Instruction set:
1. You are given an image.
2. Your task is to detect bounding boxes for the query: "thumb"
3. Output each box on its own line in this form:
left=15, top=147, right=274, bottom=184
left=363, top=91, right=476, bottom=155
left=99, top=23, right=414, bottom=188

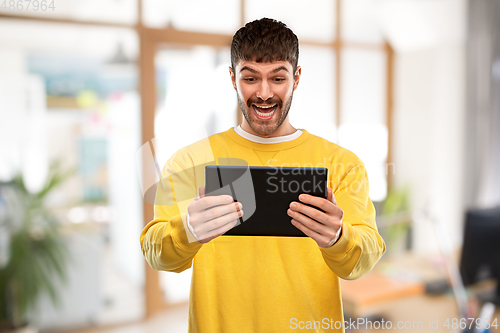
left=195, top=186, right=206, bottom=200
left=328, top=187, right=337, bottom=205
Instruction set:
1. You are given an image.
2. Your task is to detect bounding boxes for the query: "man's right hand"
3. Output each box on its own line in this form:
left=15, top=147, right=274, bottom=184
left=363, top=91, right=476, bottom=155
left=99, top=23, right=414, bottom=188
left=187, top=186, right=244, bottom=243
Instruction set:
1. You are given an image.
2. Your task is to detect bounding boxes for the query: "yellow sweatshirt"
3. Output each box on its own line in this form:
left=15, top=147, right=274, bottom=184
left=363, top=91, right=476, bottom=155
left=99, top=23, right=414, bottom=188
left=140, top=128, right=386, bottom=333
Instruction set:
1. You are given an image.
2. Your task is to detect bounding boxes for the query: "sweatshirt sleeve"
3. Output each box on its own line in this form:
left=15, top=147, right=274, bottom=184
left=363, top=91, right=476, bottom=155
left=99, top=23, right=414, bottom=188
left=140, top=158, right=203, bottom=273
left=320, top=162, right=386, bottom=280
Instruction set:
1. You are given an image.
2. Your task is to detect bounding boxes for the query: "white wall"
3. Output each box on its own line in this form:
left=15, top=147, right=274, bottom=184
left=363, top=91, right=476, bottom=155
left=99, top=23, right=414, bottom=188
left=390, top=0, right=467, bottom=253
left=0, top=48, right=27, bottom=181
left=108, top=92, right=145, bottom=288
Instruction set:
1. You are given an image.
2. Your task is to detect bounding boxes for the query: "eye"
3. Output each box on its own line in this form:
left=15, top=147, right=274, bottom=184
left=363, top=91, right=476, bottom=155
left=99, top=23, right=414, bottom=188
left=244, top=77, right=256, bottom=82
left=274, top=78, right=285, bottom=82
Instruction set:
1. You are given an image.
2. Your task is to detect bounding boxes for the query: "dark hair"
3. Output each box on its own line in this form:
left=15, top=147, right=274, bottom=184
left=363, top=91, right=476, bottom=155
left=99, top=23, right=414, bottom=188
left=231, top=18, right=299, bottom=72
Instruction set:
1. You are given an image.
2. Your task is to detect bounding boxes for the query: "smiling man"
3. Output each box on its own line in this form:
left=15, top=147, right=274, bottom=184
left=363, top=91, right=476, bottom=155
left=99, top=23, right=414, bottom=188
left=232, top=60, right=298, bottom=137
left=140, top=18, right=386, bottom=333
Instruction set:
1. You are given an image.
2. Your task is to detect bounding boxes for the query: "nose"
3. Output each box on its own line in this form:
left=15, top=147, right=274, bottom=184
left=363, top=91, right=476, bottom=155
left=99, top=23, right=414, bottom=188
left=256, top=81, right=274, bottom=101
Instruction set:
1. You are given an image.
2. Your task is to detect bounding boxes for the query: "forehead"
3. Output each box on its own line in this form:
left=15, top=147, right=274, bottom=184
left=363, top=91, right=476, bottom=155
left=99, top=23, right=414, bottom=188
left=236, top=60, right=293, bottom=74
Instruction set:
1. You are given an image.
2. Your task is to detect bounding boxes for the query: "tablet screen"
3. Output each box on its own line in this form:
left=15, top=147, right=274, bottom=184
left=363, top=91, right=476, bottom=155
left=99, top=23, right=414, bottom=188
left=205, top=166, right=328, bottom=237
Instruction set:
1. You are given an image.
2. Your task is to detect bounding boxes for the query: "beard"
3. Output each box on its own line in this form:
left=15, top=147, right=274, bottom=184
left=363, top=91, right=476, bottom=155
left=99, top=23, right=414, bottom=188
left=236, top=91, right=294, bottom=137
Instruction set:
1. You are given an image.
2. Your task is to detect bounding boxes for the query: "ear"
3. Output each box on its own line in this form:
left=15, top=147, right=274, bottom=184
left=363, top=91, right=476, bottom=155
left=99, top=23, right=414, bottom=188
left=293, top=65, right=301, bottom=91
left=229, top=66, right=237, bottom=91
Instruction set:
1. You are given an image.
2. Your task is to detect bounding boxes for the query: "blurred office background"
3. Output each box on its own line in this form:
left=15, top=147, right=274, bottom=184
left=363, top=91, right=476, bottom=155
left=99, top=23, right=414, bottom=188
left=0, top=0, right=499, bottom=332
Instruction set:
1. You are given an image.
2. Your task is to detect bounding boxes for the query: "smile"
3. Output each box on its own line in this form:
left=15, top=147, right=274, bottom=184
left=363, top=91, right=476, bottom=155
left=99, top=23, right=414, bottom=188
left=252, top=104, right=277, bottom=118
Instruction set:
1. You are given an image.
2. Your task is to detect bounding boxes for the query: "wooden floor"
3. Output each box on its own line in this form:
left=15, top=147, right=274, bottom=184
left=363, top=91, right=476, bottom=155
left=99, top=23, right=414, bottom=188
left=49, top=295, right=500, bottom=333
left=47, top=250, right=499, bottom=333
left=51, top=304, right=189, bottom=333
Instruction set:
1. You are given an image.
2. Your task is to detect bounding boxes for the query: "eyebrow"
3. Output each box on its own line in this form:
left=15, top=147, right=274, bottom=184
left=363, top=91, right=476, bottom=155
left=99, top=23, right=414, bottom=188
left=240, top=66, right=290, bottom=74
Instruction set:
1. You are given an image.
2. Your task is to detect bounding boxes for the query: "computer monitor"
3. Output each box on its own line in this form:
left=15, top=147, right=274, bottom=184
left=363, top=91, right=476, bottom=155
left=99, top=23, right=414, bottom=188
left=459, top=207, right=500, bottom=304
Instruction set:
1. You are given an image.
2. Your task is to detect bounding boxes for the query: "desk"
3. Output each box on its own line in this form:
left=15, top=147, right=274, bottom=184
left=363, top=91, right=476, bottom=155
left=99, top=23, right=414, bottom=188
left=340, top=252, right=500, bottom=333
left=341, top=252, right=446, bottom=318
left=341, top=271, right=425, bottom=318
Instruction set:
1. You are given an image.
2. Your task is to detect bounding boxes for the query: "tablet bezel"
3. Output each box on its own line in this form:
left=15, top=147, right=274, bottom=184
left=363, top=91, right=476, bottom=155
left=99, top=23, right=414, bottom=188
left=205, top=165, right=328, bottom=237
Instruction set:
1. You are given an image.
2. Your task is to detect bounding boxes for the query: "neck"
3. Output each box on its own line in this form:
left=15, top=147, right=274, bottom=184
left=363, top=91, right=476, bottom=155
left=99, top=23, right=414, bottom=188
left=240, top=122, right=297, bottom=138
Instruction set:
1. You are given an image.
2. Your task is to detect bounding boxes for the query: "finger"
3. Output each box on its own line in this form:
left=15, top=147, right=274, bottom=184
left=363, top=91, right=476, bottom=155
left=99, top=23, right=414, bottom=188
left=288, top=207, right=333, bottom=235
left=190, top=198, right=239, bottom=220
left=291, top=200, right=343, bottom=226
left=200, top=219, right=239, bottom=242
left=291, top=219, right=339, bottom=248
left=195, top=208, right=243, bottom=236
left=290, top=218, right=323, bottom=240
left=296, top=194, right=338, bottom=216
left=202, top=202, right=242, bottom=224
left=327, top=187, right=335, bottom=205
left=288, top=202, right=329, bottom=226
left=193, top=195, right=234, bottom=213
left=198, top=216, right=241, bottom=240
left=331, top=189, right=337, bottom=205
left=194, top=186, right=204, bottom=201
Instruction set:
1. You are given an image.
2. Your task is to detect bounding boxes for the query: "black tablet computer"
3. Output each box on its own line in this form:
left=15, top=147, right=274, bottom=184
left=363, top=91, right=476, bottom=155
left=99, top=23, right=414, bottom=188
left=205, top=165, right=328, bottom=237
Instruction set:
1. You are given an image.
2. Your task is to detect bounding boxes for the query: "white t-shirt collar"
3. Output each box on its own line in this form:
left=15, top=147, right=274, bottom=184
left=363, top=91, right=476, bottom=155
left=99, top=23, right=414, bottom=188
left=234, top=125, right=303, bottom=144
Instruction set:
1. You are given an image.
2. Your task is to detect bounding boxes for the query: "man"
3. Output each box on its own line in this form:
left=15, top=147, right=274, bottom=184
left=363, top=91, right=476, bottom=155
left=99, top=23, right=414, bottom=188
left=140, top=18, right=386, bottom=332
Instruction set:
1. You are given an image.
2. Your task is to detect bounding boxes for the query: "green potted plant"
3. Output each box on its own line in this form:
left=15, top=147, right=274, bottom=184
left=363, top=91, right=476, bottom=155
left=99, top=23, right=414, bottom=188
left=379, top=185, right=412, bottom=255
left=0, top=161, right=74, bottom=333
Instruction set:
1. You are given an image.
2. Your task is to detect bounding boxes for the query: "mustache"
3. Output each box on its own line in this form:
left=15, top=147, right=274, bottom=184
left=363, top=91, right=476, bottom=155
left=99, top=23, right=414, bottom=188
left=246, top=97, right=283, bottom=108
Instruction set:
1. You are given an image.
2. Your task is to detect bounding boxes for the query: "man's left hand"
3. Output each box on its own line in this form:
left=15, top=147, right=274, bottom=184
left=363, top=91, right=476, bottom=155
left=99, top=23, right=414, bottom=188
left=287, top=187, right=343, bottom=248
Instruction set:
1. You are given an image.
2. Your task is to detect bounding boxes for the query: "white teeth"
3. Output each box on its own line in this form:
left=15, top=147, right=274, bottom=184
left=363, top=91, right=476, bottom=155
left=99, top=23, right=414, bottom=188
left=256, top=109, right=275, bottom=117
left=253, top=105, right=276, bottom=117
left=254, top=104, right=275, bottom=109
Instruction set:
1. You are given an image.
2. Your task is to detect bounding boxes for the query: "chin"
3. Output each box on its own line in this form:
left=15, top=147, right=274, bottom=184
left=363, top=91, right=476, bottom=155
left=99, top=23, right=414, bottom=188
left=250, top=123, right=280, bottom=137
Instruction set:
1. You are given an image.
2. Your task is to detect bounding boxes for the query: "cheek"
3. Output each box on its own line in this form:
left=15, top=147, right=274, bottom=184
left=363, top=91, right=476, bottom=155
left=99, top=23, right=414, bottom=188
left=277, top=85, right=294, bottom=100
left=238, top=85, right=254, bottom=101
